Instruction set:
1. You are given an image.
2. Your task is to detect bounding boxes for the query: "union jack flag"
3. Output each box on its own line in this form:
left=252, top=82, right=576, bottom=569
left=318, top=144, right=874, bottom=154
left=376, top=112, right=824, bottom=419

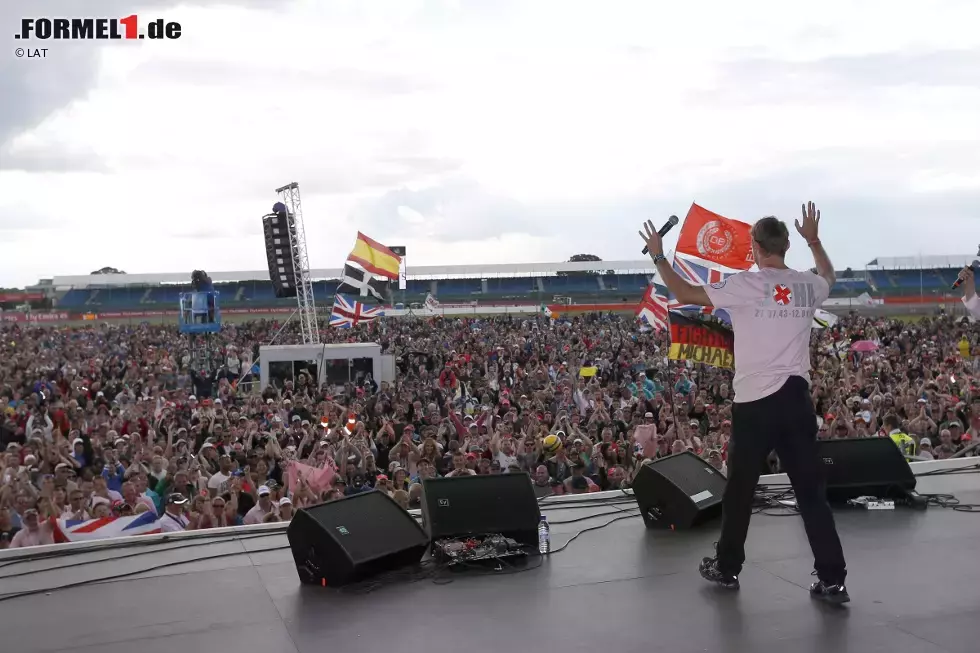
left=329, top=294, right=384, bottom=328
left=668, top=254, right=736, bottom=324
left=636, top=284, right=668, bottom=331
left=52, top=511, right=162, bottom=543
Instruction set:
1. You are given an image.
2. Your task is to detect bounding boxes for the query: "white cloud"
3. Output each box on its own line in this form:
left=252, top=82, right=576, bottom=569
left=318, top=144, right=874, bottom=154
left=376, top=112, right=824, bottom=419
left=2, top=0, right=980, bottom=286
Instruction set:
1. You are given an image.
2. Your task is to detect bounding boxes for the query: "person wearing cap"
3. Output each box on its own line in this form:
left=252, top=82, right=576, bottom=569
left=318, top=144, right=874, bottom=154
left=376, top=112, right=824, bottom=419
left=641, top=202, right=849, bottom=602
left=160, top=493, right=191, bottom=532
left=278, top=496, right=294, bottom=522
left=71, top=436, right=90, bottom=467
left=243, top=485, right=279, bottom=525
left=917, top=437, right=934, bottom=460
left=956, top=265, right=980, bottom=318
left=53, top=462, right=78, bottom=493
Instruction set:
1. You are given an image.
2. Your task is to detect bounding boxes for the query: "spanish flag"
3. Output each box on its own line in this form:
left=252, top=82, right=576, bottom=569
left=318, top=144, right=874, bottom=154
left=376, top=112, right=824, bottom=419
left=668, top=312, right=735, bottom=370
left=347, top=232, right=402, bottom=280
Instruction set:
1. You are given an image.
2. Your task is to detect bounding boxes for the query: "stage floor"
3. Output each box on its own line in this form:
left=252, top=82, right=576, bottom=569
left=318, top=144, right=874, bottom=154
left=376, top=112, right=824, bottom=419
left=3, top=470, right=980, bottom=653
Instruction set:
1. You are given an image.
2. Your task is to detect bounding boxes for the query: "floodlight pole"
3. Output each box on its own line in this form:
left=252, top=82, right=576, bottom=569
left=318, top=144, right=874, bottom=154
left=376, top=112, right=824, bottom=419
left=275, top=182, right=319, bottom=345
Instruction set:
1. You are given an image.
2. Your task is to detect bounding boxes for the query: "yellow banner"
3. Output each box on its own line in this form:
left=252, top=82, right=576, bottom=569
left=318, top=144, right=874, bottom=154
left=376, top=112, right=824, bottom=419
left=668, top=343, right=734, bottom=370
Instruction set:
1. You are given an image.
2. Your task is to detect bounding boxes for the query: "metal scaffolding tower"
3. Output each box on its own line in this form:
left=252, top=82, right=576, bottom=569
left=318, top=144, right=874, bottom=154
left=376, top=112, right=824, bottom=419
left=275, top=182, right=320, bottom=344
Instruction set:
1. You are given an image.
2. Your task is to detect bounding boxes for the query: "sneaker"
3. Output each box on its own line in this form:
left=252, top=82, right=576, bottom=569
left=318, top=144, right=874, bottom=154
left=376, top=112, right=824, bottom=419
left=699, top=557, right=740, bottom=590
left=809, top=579, right=850, bottom=604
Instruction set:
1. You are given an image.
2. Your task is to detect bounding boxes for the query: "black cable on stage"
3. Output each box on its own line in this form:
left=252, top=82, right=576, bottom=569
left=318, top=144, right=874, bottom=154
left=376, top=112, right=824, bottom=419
left=913, top=462, right=980, bottom=478
left=539, top=498, right=639, bottom=512
left=0, top=531, right=281, bottom=580
left=550, top=513, right=640, bottom=553
left=539, top=493, right=638, bottom=507
left=0, top=543, right=292, bottom=604
left=917, top=493, right=980, bottom=512
left=547, top=507, right=640, bottom=525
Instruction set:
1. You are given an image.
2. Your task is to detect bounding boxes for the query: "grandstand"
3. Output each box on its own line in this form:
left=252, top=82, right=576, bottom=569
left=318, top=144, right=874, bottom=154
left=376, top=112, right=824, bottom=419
left=45, top=261, right=660, bottom=311
left=4, top=253, right=975, bottom=316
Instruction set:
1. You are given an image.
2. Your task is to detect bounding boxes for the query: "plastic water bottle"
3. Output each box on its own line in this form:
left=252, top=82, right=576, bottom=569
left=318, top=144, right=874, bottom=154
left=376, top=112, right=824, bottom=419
left=538, top=516, right=551, bottom=555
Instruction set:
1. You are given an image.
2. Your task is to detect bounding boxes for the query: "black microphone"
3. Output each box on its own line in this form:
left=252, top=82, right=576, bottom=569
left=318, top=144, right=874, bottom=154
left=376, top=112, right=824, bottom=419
left=951, top=259, right=980, bottom=290
left=641, top=215, right=680, bottom=255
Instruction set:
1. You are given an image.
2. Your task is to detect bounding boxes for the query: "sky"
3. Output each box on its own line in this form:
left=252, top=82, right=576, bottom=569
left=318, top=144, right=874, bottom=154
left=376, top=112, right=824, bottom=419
left=2, top=0, right=980, bottom=287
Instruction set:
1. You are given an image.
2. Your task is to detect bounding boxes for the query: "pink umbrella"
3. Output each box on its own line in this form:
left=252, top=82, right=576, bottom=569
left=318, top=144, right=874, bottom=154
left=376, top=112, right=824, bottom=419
left=850, top=340, right=879, bottom=353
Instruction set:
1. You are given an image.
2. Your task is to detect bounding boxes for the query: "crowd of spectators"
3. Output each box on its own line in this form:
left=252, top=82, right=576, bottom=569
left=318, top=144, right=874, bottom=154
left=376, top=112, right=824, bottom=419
left=1, top=310, right=978, bottom=549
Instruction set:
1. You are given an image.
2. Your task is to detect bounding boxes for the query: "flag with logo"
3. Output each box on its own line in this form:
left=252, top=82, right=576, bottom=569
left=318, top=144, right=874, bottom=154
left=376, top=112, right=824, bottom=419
left=636, top=284, right=668, bottom=331
left=667, top=312, right=734, bottom=370
left=347, top=232, right=402, bottom=280
left=675, top=203, right=754, bottom=271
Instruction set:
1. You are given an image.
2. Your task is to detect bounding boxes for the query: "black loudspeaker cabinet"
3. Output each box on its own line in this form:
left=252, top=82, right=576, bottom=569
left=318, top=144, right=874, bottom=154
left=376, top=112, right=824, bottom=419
left=421, top=473, right=541, bottom=547
left=817, top=437, right=916, bottom=502
left=262, top=211, right=297, bottom=298
left=631, top=451, right=727, bottom=530
left=286, top=490, right=428, bottom=587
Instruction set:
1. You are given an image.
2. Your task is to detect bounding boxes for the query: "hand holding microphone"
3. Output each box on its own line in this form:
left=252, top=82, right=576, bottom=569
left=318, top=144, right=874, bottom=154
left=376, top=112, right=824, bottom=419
left=953, top=264, right=977, bottom=294
left=951, top=244, right=979, bottom=291
left=640, top=215, right=680, bottom=256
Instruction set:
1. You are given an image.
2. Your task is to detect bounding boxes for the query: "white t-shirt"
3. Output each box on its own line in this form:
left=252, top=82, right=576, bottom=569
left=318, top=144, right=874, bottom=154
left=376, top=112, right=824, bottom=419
left=243, top=501, right=279, bottom=525
left=704, top=268, right=830, bottom=403
left=963, top=293, right=980, bottom=319
left=208, top=472, right=231, bottom=494
left=495, top=451, right=519, bottom=469
left=160, top=511, right=189, bottom=532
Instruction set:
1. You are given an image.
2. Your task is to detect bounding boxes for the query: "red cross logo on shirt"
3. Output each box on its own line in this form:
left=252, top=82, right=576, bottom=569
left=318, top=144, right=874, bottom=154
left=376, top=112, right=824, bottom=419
left=773, top=284, right=793, bottom=306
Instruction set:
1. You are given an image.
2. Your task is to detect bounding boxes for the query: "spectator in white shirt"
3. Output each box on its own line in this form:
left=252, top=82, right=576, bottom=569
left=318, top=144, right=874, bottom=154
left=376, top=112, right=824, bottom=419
left=160, top=494, right=191, bottom=532
left=207, top=453, right=233, bottom=497
left=25, top=409, right=54, bottom=442
left=243, top=485, right=279, bottom=524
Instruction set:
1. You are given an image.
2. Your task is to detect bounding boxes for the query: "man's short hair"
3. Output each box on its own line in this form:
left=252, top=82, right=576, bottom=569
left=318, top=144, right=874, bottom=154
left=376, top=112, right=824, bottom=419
left=752, top=216, right=790, bottom=257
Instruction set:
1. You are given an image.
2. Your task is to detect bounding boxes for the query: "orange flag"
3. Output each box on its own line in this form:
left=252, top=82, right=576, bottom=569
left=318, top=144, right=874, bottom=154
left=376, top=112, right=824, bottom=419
left=675, top=203, right=755, bottom=270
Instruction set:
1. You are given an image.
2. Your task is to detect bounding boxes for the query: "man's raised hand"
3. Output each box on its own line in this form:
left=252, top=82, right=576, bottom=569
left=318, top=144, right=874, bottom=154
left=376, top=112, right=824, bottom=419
left=795, top=201, right=821, bottom=243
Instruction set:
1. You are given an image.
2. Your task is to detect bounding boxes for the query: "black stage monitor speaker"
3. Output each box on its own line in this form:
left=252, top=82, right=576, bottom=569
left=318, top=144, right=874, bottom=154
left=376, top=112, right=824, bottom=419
left=817, top=437, right=916, bottom=502
left=632, top=451, right=727, bottom=530
left=421, top=473, right=541, bottom=547
left=286, top=490, right=428, bottom=587
left=262, top=210, right=297, bottom=298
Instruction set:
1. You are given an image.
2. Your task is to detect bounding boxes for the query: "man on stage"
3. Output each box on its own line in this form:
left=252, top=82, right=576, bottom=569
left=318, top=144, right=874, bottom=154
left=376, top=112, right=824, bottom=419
left=640, top=202, right=849, bottom=604
left=957, top=265, right=980, bottom=318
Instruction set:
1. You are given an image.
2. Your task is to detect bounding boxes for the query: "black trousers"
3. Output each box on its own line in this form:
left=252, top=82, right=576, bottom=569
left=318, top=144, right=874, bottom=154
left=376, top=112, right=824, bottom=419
left=716, top=376, right=847, bottom=584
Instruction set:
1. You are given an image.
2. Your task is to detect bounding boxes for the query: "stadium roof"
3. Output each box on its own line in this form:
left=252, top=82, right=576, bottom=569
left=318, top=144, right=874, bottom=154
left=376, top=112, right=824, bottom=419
left=50, top=260, right=657, bottom=288
left=866, top=254, right=979, bottom=269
